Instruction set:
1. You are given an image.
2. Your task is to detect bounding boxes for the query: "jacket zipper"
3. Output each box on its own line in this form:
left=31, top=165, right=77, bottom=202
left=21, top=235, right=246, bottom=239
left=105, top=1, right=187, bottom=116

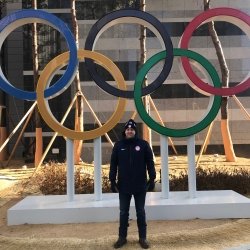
left=129, top=145, right=132, bottom=167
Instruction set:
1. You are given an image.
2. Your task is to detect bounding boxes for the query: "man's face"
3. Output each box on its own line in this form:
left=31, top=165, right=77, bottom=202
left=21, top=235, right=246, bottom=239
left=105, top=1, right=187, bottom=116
left=125, top=127, right=136, bottom=139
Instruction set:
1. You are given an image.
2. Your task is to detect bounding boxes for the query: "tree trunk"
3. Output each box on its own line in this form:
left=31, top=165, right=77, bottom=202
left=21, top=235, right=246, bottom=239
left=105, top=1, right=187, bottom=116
left=139, top=0, right=152, bottom=146
left=71, top=0, right=84, bottom=164
left=0, top=91, right=8, bottom=161
left=32, top=0, right=43, bottom=167
left=204, top=0, right=236, bottom=161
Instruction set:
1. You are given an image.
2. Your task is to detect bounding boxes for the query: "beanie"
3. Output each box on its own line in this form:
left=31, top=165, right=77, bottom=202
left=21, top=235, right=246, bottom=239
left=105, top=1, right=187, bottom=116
left=124, top=119, right=137, bottom=130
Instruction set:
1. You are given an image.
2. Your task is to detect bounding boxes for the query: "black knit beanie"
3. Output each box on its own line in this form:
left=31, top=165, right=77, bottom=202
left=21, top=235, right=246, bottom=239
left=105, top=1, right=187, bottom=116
left=124, top=119, right=137, bottom=130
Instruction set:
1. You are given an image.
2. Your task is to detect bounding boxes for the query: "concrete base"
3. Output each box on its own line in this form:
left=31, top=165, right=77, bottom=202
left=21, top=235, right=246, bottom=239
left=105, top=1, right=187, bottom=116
left=8, top=190, right=250, bottom=225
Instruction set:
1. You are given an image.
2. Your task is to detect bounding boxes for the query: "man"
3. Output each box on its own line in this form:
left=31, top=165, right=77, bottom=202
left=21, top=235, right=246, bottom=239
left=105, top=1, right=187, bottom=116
left=109, top=119, right=156, bottom=249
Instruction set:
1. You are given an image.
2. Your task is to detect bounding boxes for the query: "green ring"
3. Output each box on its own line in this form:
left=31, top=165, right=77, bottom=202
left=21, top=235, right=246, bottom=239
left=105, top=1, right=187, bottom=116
left=134, top=48, right=222, bottom=137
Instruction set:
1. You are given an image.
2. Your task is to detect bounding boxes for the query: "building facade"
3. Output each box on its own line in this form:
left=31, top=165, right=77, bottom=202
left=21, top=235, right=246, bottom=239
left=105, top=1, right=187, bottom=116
left=1, top=0, right=250, bottom=163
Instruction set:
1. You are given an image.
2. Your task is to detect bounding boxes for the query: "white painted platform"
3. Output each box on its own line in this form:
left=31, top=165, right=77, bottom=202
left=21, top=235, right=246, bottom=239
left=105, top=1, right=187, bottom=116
left=7, top=190, right=250, bottom=225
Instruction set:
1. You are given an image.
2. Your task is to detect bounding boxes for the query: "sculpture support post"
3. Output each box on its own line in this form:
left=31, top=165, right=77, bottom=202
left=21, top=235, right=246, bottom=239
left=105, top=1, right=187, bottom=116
left=187, top=135, right=196, bottom=198
left=160, top=135, right=169, bottom=198
left=66, top=138, right=75, bottom=202
left=94, top=136, right=102, bottom=201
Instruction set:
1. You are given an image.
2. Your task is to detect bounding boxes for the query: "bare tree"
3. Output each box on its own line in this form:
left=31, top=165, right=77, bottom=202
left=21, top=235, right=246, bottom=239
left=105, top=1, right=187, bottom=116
left=138, top=0, right=152, bottom=146
left=31, top=0, right=43, bottom=167
left=204, top=0, right=236, bottom=161
left=71, top=0, right=84, bottom=164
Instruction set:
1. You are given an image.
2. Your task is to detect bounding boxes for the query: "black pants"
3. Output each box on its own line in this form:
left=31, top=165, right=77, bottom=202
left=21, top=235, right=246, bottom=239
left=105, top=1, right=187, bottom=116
left=118, top=192, right=147, bottom=239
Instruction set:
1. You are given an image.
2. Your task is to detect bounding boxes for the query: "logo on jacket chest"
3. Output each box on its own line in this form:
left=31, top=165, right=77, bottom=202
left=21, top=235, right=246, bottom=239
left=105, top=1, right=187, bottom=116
left=120, top=146, right=141, bottom=151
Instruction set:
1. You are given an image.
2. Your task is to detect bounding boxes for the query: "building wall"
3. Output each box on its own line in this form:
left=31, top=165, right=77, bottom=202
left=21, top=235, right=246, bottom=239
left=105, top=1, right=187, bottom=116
left=2, top=0, right=250, bottom=163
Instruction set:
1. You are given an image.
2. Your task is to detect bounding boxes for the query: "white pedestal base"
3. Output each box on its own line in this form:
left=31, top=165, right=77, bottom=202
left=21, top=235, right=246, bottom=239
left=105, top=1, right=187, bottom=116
left=8, top=190, right=250, bottom=225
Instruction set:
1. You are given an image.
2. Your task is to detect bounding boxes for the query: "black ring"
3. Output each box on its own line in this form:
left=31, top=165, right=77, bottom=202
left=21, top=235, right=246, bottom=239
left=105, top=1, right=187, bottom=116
left=84, top=9, right=174, bottom=98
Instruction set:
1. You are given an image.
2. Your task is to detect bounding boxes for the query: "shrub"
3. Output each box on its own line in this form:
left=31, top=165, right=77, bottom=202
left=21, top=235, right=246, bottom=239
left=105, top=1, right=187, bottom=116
left=169, top=167, right=250, bottom=195
left=35, top=162, right=110, bottom=195
left=35, top=163, right=250, bottom=196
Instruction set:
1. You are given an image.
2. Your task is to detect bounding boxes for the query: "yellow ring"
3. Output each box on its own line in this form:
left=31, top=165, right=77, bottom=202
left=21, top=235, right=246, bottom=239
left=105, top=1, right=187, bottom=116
left=37, top=49, right=126, bottom=140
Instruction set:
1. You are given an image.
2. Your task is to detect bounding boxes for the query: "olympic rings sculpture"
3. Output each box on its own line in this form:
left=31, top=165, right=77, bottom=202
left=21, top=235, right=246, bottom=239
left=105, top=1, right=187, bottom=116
left=0, top=7, right=249, bottom=139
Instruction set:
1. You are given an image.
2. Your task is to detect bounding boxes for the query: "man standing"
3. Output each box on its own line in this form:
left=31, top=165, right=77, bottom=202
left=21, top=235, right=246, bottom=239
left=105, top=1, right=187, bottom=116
left=109, top=119, right=156, bottom=249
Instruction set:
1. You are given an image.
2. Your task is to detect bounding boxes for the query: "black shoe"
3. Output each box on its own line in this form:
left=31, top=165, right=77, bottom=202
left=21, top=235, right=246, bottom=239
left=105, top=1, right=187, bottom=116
left=114, top=237, right=127, bottom=248
left=139, top=238, right=150, bottom=249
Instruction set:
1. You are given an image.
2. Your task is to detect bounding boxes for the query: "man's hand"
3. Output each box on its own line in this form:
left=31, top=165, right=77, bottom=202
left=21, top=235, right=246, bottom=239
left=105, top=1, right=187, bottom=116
left=111, top=181, right=119, bottom=193
left=146, top=179, right=155, bottom=191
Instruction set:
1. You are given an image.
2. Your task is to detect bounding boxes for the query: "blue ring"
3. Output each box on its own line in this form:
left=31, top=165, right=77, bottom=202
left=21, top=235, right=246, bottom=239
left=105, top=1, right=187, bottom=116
left=0, top=9, right=78, bottom=100
left=85, top=9, right=174, bottom=98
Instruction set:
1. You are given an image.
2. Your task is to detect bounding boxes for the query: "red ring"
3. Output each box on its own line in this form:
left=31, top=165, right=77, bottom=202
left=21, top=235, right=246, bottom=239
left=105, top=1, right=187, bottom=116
left=179, top=7, right=250, bottom=96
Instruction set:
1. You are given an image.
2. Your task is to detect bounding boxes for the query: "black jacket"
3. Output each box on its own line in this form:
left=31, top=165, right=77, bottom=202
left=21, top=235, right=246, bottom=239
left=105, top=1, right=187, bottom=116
left=109, top=136, right=156, bottom=194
